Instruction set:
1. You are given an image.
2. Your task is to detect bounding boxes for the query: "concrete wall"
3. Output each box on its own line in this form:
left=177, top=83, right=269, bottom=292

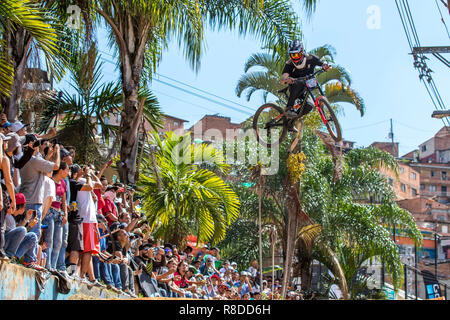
left=0, top=261, right=126, bottom=300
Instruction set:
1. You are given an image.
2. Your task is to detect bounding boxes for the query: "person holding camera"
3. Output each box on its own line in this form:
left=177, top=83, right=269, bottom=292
left=18, top=137, right=60, bottom=238
left=4, top=193, right=42, bottom=270
left=76, top=166, right=102, bottom=285
left=41, top=161, right=69, bottom=273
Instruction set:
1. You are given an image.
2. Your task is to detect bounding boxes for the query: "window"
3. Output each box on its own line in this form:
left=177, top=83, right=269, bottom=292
left=173, top=121, right=179, bottom=127
left=388, top=178, right=394, bottom=186
left=411, top=172, right=416, bottom=180
left=441, top=186, right=447, bottom=195
left=441, top=171, right=447, bottom=180
left=412, top=188, right=417, bottom=197
left=421, top=145, right=427, bottom=152
left=400, top=167, right=405, bottom=174
left=401, top=183, right=406, bottom=192
left=420, top=184, right=425, bottom=190
left=431, top=171, right=436, bottom=178
left=425, top=203, right=432, bottom=209
left=443, top=226, right=448, bottom=234
left=429, top=185, right=437, bottom=192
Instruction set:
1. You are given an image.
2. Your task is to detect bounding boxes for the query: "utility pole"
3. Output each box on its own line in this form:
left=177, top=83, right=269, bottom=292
left=389, top=119, right=397, bottom=243
left=435, top=229, right=438, bottom=278
left=415, top=244, right=418, bottom=300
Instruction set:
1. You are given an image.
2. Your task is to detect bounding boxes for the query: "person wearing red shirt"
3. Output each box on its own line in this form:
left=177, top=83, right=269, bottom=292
left=102, top=185, right=119, bottom=226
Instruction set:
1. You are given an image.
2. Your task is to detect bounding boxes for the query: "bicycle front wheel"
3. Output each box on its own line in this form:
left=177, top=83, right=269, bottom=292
left=317, top=97, right=342, bottom=142
left=253, top=103, right=287, bottom=148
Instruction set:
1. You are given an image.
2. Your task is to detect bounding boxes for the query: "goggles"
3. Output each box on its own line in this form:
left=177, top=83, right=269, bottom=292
left=290, top=52, right=304, bottom=60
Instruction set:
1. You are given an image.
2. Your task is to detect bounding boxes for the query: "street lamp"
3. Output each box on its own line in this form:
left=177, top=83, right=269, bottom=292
left=431, top=110, right=450, bottom=119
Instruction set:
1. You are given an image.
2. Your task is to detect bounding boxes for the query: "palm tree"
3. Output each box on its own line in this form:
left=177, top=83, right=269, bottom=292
left=0, top=0, right=69, bottom=120
left=138, top=131, right=240, bottom=247
left=38, top=42, right=161, bottom=166
left=233, top=129, right=422, bottom=298
left=294, top=129, right=423, bottom=295
left=236, top=45, right=365, bottom=119
left=92, top=0, right=302, bottom=185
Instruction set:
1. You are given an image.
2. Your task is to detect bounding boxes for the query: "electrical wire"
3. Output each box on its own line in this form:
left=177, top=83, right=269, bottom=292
left=151, top=88, right=219, bottom=115
left=152, top=77, right=253, bottom=116
left=98, top=48, right=257, bottom=113
left=432, top=52, right=450, bottom=68
left=395, top=0, right=450, bottom=131
left=394, top=120, right=437, bottom=133
left=97, top=54, right=254, bottom=117
left=345, top=119, right=389, bottom=132
left=435, top=0, right=450, bottom=39
left=154, top=73, right=256, bottom=112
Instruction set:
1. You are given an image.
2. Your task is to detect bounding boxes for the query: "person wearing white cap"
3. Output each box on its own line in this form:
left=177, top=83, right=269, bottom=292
left=9, top=121, right=29, bottom=136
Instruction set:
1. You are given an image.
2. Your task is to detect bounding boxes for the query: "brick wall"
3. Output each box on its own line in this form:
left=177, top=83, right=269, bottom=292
left=380, top=162, right=420, bottom=200
left=189, top=115, right=242, bottom=142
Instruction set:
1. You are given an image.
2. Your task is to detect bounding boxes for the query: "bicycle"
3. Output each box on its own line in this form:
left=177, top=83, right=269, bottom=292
left=253, top=69, right=342, bottom=148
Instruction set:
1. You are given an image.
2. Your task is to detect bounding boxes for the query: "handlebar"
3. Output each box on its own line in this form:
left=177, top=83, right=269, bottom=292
left=293, top=69, right=326, bottom=84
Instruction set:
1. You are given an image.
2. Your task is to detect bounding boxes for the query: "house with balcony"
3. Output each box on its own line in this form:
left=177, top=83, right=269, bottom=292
left=410, top=162, right=450, bottom=204
left=418, top=127, right=450, bottom=163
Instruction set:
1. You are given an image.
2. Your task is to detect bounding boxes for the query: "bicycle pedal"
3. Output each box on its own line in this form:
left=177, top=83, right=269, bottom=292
left=284, top=110, right=298, bottom=119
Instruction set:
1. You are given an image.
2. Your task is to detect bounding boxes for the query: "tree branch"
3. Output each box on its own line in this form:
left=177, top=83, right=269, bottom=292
left=96, top=7, right=127, bottom=55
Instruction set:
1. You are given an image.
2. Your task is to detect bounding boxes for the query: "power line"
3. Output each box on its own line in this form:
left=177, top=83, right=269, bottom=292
left=435, top=0, right=450, bottom=39
left=345, top=119, right=389, bottom=132
left=97, top=52, right=255, bottom=117
left=152, top=77, right=253, bottom=116
left=154, top=73, right=256, bottom=112
left=394, top=120, right=438, bottom=133
left=395, top=0, right=450, bottom=131
left=151, top=88, right=218, bottom=115
left=98, top=48, right=256, bottom=112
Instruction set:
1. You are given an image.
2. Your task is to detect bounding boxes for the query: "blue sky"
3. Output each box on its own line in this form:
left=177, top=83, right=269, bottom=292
left=56, top=0, right=450, bottom=157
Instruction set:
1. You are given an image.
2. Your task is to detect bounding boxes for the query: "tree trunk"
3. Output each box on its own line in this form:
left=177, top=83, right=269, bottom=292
left=1, top=27, right=32, bottom=121
left=98, top=9, right=149, bottom=185
left=300, top=258, right=313, bottom=290
left=258, top=176, right=265, bottom=294
left=281, top=185, right=300, bottom=299
left=119, top=83, right=144, bottom=185
left=117, top=47, right=146, bottom=185
left=323, top=245, right=349, bottom=300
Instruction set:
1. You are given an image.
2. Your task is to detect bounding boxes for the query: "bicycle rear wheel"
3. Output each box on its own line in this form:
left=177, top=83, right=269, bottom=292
left=317, top=97, right=342, bottom=142
left=253, top=103, right=287, bottom=148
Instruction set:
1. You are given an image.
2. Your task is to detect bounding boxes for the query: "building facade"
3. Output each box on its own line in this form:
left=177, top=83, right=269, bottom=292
left=378, top=161, right=421, bottom=201
left=189, top=114, right=242, bottom=143
left=418, top=127, right=450, bottom=163
left=409, top=163, right=450, bottom=204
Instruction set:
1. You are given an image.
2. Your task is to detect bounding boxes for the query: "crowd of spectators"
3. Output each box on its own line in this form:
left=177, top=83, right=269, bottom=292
left=0, top=114, right=303, bottom=300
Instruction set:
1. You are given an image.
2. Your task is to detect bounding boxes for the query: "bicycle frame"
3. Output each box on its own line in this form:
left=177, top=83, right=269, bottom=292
left=302, top=80, right=329, bottom=126
left=265, top=69, right=329, bottom=128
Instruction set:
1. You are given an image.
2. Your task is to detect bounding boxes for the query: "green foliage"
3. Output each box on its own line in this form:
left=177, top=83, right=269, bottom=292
left=235, top=45, right=365, bottom=116
left=218, top=219, right=270, bottom=270
left=38, top=42, right=161, bottom=164
left=297, top=129, right=423, bottom=291
left=0, top=0, right=66, bottom=96
left=138, top=131, right=240, bottom=247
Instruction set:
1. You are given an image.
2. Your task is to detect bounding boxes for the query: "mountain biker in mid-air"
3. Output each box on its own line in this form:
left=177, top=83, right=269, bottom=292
left=280, top=39, right=331, bottom=123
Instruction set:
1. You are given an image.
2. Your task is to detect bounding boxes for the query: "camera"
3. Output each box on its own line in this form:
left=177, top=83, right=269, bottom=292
left=33, top=139, right=48, bottom=148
